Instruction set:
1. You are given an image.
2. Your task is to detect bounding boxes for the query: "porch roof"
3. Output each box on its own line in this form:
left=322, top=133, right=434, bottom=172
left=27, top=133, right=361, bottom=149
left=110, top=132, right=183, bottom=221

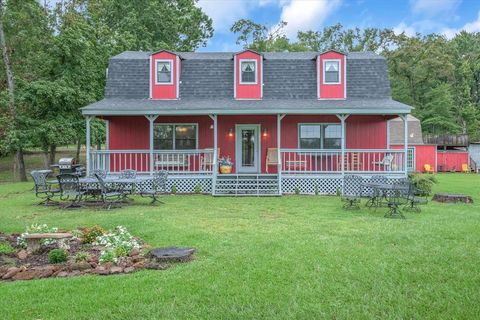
left=81, top=98, right=412, bottom=116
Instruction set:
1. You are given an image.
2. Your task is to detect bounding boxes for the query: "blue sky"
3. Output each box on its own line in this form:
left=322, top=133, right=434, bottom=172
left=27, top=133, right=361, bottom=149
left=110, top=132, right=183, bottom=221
left=196, top=0, right=480, bottom=51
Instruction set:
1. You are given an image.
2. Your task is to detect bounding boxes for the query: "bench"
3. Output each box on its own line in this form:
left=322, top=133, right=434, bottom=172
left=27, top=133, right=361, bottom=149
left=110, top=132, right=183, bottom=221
left=24, top=233, right=73, bottom=253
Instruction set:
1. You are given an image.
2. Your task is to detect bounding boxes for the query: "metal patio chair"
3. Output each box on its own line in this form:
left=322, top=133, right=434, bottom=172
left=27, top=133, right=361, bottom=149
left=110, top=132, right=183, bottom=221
left=57, top=174, right=85, bottom=208
left=365, top=175, right=388, bottom=208
left=341, top=175, right=363, bottom=210
left=95, top=174, right=124, bottom=210
left=31, top=170, right=60, bottom=206
left=90, top=169, right=107, bottom=179
left=403, top=182, right=428, bottom=213
left=140, top=171, right=168, bottom=205
left=384, top=180, right=409, bottom=219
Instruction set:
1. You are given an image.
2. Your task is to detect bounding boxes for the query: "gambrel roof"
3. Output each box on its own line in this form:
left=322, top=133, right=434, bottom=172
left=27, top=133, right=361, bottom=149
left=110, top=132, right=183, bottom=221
left=82, top=51, right=411, bottom=115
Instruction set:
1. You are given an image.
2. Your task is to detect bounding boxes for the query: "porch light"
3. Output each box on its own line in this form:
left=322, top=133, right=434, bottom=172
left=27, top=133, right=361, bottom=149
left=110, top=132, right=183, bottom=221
left=210, top=124, right=214, bottom=129
left=228, top=128, right=234, bottom=137
left=262, top=128, right=268, bottom=137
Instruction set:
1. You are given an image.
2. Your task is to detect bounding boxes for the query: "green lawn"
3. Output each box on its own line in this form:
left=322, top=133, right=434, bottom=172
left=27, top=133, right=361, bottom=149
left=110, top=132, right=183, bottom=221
left=1, top=174, right=479, bottom=319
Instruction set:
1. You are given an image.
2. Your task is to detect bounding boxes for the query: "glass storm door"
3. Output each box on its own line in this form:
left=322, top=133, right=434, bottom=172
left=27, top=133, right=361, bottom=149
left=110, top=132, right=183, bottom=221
left=236, top=125, right=260, bottom=173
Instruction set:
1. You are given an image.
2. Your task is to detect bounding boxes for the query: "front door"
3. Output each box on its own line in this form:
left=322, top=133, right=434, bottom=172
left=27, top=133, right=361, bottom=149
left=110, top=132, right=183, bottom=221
left=236, top=125, right=260, bottom=173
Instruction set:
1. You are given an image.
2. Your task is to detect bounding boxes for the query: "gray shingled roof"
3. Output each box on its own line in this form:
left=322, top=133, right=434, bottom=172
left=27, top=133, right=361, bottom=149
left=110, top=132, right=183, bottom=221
left=389, top=115, right=424, bottom=145
left=85, top=50, right=411, bottom=115
left=82, top=98, right=411, bottom=115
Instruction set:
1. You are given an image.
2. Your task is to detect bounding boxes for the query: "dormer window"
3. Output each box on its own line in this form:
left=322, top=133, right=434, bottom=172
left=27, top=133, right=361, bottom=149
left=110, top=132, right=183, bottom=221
left=240, top=60, right=257, bottom=84
left=324, top=60, right=340, bottom=84
left=155, top=60, right=173, bottom=85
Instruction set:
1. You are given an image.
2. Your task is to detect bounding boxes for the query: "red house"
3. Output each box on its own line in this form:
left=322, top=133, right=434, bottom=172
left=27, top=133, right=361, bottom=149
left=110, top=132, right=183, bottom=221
left=81, top=49, right=412, bottom=195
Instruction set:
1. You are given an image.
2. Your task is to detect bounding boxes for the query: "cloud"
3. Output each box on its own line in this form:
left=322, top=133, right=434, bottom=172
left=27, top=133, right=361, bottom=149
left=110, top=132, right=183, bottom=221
left=393, top=22, right=417, bottom=37
left=410, top=0, right=462, bottom=16
left=196, top=0, right=250, bottom=33
left=279, top=0, right=342, bottom=39
left=441, top=11, right=480, bottom=38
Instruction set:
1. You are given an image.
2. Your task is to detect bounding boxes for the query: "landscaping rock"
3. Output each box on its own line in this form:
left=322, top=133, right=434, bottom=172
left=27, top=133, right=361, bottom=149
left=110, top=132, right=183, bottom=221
left=69, top=262, right=92, bottom=271
left=36, top=266, right=55, bottom=278
left=128, top=249, right=140, bottom=257
left=144, top=261, right=168, bottom=270
left=12, top=270, right=38, bottom=281
left=95, top=266, right=109, bottom=275
left=17, top=250, right=28, bottom=260
left=2, top=267, right=21, bottom=280
left=131, top=256, right=144, bottom=263
left=123, top=267, right=135, bottom=274
left=56, top=271, right=69, bottom=277
left=0, top=266, right=8, bottom=278
left=149, top=247, right=196, bottom=263
left=69, top=270, right=81, bottom=277
left=110, top=266, right=123, bottom=274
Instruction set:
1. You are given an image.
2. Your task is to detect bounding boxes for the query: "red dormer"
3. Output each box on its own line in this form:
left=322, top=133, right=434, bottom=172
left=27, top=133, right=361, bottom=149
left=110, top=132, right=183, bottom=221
left=317, top=50, right=346, bottom=100
left=234, top=50, right=262, bottom=100
left=150, top=50, right=180, bottom=100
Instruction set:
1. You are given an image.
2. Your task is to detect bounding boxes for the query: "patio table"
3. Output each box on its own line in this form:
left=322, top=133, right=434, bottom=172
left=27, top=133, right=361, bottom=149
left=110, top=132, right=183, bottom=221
left=362, top=182, right=409, bottom=208
left=78, top=176, right=153, bottom=197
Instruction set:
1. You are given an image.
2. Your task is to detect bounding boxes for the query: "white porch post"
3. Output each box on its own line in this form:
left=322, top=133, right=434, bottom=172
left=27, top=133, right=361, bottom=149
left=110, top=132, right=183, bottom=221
left=85, top=116, right=93, bottom=176
left=146, top=115, right=159, bottom=175
left=401, top=114, right=408, bottom=175
left=277, top=114, right=285, bottom=194
left=105, top=119, right=110, bottom=172
left=337, top=114, right=349, bottom=193
left=209, top=115, right=218, bottom=195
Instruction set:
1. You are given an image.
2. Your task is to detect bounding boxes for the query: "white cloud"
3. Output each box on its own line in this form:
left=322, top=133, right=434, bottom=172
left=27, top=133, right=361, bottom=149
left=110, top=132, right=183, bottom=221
left=197, top=0, right=250, bottom=33
left=393, top=22, right=417, bottom=37
left=410, top=0, right=461, bottom=16
left=279, top=0, right=342, bottom=39
left=441, top=11, right=480, bottom=38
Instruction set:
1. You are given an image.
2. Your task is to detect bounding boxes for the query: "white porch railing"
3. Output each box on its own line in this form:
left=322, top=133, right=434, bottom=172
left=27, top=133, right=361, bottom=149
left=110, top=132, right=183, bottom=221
left=89, top=149, right=214, bottom=174
left=280, top=149, right=406, bottom=174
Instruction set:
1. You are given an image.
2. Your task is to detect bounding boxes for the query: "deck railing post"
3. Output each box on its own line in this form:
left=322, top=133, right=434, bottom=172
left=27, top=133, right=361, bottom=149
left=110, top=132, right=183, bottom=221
left=337, top=114, right=349, bottom=194
left=401, top=114, right=408, bottom=175
left=146, top=115, right=159, bottom=175
left=278, top=114, right=285, bottom=195
left=210, top=114, right=218, bottom=195
left=85, top=116, right=93, bottom=176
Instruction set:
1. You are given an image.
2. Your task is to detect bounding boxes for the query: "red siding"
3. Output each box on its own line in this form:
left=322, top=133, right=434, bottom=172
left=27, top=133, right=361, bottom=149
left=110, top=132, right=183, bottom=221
left=318, top=51, right=345, bottom=99
left=235, top=51, right=262, bottom=100
left=346, top=115, right=388, bottom=149
left=107, top=116, right=149, bottom=150
left=151, top=51, right=178, bottom=100
left=392, top=144, right=437, bottom=172
left=218, top=115, right=276, bottom=173
left=437, top=151, right=469, bottom=172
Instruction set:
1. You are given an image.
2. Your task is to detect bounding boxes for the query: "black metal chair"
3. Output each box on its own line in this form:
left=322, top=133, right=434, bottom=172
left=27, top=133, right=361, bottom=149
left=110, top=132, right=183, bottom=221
left=119, top=169, right=137, bottom=198
left=31, top=170, right=60, bottom=206
left=57, top=174, right=85, bottom=208
left=90, top=169, right=107, bottom=179
left=403, top=183, right=428, bottom=213
left=140, top=171, right=168, bottom=205
left=341, top=175, right=363, bottom=210
left=384, top=180, right=409, bottom=219
left=120, top=169, right=137, bottom=179
left=365, top=175, right=387, bottom=208
left=95, top=174, right=124, bottom=210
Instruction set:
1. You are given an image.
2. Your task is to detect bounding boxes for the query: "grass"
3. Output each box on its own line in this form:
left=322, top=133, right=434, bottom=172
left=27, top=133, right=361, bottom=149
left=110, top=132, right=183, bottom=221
left=0, top=174, right=479, bottom=319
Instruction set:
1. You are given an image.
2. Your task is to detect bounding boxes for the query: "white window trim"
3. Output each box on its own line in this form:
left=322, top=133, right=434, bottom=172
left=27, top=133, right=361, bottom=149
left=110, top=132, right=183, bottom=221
left=298, top=123, right=342, bottom=149
left=323, top=59, right=341, bottom=85
left=154, top=123, right=198, bottom=150
left=239, top=59, right=258, bottom=85
left=155, top=59, right=174, bottom=85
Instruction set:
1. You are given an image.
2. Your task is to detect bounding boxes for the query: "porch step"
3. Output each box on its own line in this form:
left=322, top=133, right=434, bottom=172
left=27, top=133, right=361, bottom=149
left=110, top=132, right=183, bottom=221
left=214, top=174, right=281, bottom=196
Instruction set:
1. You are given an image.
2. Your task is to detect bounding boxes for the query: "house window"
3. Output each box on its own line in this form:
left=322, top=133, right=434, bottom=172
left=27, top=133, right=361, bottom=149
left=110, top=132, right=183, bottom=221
left=155, top=60, right=173, bottom=84
left=154, top=124, right=197, bottom=150
left=299, top=124, right=341, bottom=149
left=240, top=60, right=257, bottom=84
left=324, top=60, right=340, bottom=84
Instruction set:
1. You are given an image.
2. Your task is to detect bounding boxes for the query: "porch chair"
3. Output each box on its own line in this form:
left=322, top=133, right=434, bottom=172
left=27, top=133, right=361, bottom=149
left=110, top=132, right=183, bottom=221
left=423, top=164, right=434, bottom=173
left=57, top=174, right=85, bottom=208
left=140, top=171, right=168, bottom=205
left=341, top=175, right=363, bottom=210
left=30, top=170, right=60, bottom=206
left=372, top=154, right=394, bottom=171
left=94, top=174, right=124, bottom=210
left=266, top=148, right=278, bottom=173
left=200, top=148, right=220, bottom=172
left=461, top=163, right=470, bottom=173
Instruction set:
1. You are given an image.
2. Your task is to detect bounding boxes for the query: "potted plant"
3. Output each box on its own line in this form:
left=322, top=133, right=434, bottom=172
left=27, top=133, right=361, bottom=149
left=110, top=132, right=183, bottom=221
left=218, top=156, right=233, bottom=174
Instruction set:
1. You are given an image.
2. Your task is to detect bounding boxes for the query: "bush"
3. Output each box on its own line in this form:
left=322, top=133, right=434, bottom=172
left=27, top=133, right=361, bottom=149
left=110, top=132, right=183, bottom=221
left=0, top=241, right=14, bottom=255
left=74, top=252, right=89, bottom=263
left=409, top=174, right=438, bottom=196
left=194, top=183, right=202, bottom=194
left=314, top=185, right=319, bottom=195
left=294, top=187, right=300, bottom=195
left=114, top=246, right=129, bottom=257
left=48, top=249, right=68, bottom=264
left=171, top=184, right=177, bottom=194
left=99, top=249, right=117, bottom=264
left=81, top=225, right=105, bottom=244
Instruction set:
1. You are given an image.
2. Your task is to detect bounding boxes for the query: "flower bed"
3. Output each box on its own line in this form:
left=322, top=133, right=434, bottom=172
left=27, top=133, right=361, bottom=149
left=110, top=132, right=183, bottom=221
left=0, top=224, right=195, bottom=281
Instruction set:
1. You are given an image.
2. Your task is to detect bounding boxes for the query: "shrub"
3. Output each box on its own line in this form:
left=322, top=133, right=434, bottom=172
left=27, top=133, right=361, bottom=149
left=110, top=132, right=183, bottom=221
left=294, top=186, right=300, bottom=195
left=81, top=225, right=105, bottom=244
left=409, top=174, right=438, bottom=196
left=99, top=249, right=117, bottom=264
left=194, top=183, right=202, bottom=194
left=114, top=246, right=129, bottom=257
left=314, top=185, right=319, bottom=195
left=48, top=249, right=68, bottom=264
left=0, top=241, right=14, bottom=255
left=74, top=252, right=89, bottom=263
left=17, top=224, right=58, bottom=248
left=171, top=184, right=177, bottom=194
left=336, top=187, right=342, bottom=197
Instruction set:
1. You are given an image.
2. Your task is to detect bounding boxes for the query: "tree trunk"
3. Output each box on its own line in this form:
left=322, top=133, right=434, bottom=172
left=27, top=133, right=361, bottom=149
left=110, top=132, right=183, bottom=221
left=76, top=139, right=81, bottom=161
left=48, top=145, right=56, bottom=166
left=15, top=149, right=27, bottom=182
left=0, top=1, right=27, bottom=181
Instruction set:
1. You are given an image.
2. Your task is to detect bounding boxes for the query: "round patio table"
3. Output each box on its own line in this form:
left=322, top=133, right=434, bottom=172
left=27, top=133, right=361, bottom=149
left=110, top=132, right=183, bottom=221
left=78, top=176, right=154, bottom=196
left=362, top=182, right=409, bottom=208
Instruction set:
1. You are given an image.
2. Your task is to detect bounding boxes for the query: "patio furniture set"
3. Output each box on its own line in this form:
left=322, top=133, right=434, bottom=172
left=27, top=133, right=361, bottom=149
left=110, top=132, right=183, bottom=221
left=31, top=169, right=168, bottom=209
left=341, top=175, right=428, bottom=218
